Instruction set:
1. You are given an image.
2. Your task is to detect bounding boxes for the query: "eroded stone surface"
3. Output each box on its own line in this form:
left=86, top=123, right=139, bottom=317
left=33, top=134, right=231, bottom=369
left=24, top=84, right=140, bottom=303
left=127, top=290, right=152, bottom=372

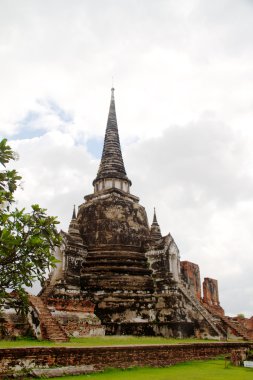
left=79, top=190, right=149, bottom=248
left=181, top=261, right=201, bottom=300
left=203, top=277, right=220, bottom=306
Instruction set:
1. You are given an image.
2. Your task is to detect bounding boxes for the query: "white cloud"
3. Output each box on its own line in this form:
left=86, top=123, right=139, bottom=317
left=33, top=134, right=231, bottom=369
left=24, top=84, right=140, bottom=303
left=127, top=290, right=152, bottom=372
left=11, top=132, right=97, bottom=230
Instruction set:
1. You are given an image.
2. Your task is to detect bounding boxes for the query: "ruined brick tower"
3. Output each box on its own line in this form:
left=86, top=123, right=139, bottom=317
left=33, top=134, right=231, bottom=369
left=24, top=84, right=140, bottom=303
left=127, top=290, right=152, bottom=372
left=37, top=89, right=251, bottom=340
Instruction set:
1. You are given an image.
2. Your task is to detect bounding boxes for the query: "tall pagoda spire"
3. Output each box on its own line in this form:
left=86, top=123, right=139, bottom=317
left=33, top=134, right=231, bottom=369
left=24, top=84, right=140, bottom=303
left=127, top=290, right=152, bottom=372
left=150, top=208, right=162, bottom=240
left=152, top=207, right=159, bottom=225
left=68, top=206, right=83, bottom=244
left=72, top=205, right=76, bottom=220
left=93, top=88, right=131, bottom=193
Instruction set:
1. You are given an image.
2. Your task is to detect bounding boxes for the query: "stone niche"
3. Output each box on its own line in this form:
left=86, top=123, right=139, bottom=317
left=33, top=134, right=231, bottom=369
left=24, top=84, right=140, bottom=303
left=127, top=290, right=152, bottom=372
left=146, top=233, right=181, bottom=289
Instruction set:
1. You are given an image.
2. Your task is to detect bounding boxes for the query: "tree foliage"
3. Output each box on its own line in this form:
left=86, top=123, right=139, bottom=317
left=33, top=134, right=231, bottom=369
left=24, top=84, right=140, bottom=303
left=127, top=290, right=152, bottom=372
left=0, top=139, right=21, bottom=205
left=0, top=138, right=61, bottom=312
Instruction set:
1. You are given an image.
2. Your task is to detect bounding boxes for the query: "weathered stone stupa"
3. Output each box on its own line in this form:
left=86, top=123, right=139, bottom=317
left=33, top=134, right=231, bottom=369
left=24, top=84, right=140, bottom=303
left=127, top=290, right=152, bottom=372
left=79, top=88, right=153, bottom=295
left=77, top=88, right=182, bottom=333
left=33, top=89, right=252, bottom=341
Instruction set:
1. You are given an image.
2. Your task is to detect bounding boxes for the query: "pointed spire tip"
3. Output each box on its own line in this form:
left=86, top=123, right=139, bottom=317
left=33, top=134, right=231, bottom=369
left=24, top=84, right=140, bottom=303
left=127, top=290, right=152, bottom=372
left=93, top=87, right=131, bottom=187
left=152, top=207, right=158, bottom=225
left=72, top=205, right=76, bottom=220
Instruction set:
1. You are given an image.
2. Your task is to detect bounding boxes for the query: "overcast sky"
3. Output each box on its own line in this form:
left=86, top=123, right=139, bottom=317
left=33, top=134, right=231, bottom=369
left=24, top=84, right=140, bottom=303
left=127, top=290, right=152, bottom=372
left=1, top=0, right=253, bottom=317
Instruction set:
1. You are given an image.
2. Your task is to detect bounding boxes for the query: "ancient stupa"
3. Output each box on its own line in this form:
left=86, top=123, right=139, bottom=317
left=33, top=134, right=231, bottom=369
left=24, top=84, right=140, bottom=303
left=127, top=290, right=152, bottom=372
left=34, top=89, right=251, bottom=340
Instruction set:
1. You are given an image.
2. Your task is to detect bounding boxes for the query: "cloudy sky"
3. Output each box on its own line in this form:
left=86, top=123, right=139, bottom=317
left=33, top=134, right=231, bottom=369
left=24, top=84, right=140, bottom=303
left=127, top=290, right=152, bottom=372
left=1, top=0, right=253, bottom=317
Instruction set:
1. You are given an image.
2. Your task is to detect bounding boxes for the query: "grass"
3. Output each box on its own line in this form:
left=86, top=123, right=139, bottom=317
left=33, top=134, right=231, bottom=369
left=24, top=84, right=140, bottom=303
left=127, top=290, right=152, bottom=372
left=0, top=335, right=223, bottom=348
left=44, top=359, right=253, bottom=380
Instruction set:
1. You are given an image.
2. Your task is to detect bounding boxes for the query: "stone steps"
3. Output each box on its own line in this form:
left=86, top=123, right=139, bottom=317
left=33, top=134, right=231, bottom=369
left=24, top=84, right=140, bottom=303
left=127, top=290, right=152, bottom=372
left=39, top=284, right=55, bottom=301
left=88, top=247, right=144, bottom=253
left=84, top=265, right=152, bottom=274
left=203, top=303, right=250, bottom=340
left=220, top=315, right=249, bottom=340
left=28, top=295, right=69, bottom=342
left=81, top=243, right=154, bottom=293
left=86, top=252, right=147, bottom=260
left=178, top=283, right=225, bottom=338
left=86, top=258, right=149, bottom=265
left=101, top=294, right=155, bottom=300
left=81, top=273, right=154, bottom=292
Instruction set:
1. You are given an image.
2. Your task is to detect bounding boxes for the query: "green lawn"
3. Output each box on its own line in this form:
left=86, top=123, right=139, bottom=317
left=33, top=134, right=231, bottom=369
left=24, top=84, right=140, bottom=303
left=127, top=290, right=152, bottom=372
left=47, top=359, right=253, bottom=380
left=0, top=336, right=222, bottom=348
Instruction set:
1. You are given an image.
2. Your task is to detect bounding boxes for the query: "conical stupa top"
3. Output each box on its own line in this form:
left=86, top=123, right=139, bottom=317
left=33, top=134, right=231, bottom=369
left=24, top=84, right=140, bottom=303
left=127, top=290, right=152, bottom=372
left=152, top=207, right=159, bottom=225
left=150, top=207, right=162, bottom=240
left=93, top=88, right=131, bottom=187
left=68, top=206, right=83, bottom=244
left=72, top=205, right=76, bottom=220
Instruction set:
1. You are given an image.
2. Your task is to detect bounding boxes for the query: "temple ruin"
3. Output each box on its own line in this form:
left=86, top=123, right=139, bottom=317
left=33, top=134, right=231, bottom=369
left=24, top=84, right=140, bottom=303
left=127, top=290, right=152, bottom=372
left=1, top=89, right=252, bottom=341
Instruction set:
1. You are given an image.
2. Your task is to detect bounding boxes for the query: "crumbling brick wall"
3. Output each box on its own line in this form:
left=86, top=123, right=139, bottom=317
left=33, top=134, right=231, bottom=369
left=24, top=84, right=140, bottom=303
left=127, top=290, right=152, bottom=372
left=0, top=342, right=252, bottom=376
left=180, top=261, right=201, bottom=300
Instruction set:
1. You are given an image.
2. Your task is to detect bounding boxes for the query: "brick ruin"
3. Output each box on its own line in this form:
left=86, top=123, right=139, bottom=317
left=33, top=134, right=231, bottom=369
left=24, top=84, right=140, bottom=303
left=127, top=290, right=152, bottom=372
left=180, top=261, right=201, bottom=301
left=1, top=342, right=252, bottom=376
left=1, top=88, right=252, bottom=341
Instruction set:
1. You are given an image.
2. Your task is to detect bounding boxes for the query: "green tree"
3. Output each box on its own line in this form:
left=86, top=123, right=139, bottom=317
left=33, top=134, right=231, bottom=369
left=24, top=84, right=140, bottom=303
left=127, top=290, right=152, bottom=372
left=0, top=138, right=61, bottom=312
